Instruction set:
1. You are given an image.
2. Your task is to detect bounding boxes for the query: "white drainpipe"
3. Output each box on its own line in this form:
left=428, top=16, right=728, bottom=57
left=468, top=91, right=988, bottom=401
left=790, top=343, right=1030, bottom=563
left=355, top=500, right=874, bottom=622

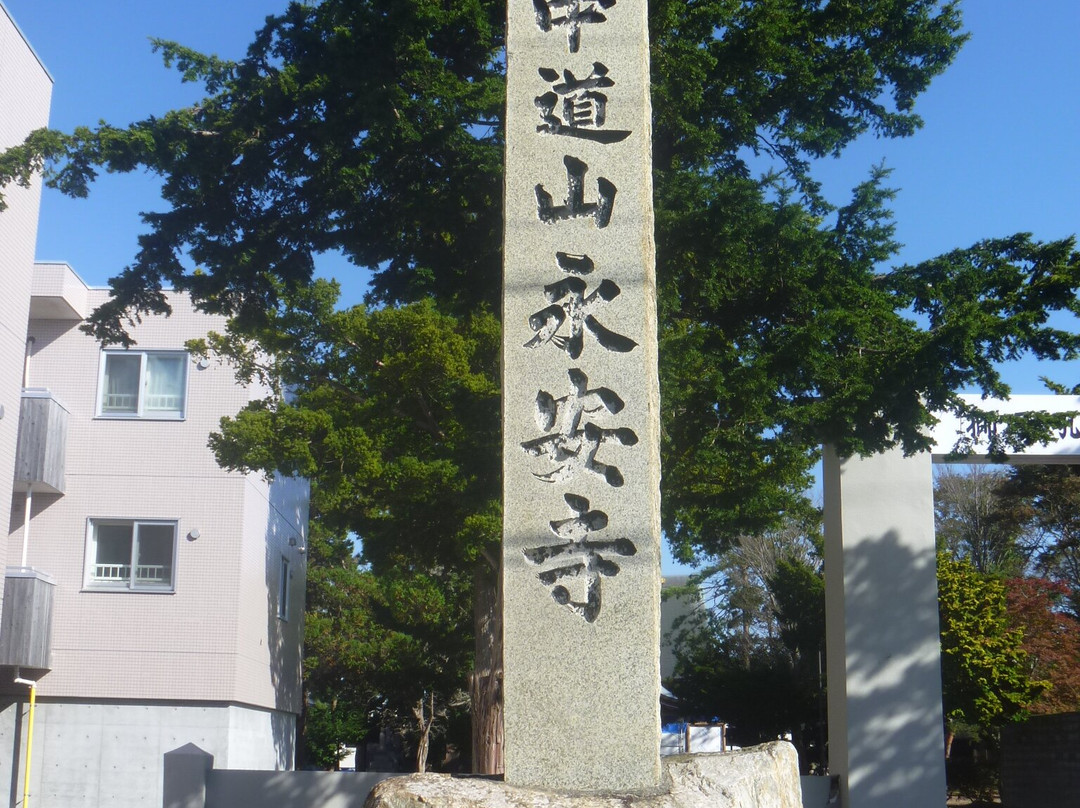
left=20, top=336, right=36, bottom=568
left=22, top=336, right=35, bottom=388
left=21, top=488, right=32, bottom=568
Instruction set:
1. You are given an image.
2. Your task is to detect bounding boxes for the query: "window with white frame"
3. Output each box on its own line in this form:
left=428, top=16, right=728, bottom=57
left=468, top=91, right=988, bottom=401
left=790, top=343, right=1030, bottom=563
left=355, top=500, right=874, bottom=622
left=86, top=519, right=177, bottom=591
left=278, top=556, right=290, bottom=620
left=98, top=351, right=187, bottom=418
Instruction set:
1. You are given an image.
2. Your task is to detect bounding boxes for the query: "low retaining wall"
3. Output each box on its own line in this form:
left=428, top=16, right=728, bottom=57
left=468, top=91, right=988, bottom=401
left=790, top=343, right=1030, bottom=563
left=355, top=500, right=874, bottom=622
left=207, top=770, right=397, bottom=808
left=163, top=744, right=398, bottom=808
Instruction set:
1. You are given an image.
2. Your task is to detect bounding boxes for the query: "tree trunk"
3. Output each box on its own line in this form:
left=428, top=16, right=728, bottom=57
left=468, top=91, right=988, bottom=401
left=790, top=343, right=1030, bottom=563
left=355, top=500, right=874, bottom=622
left=415, top=692, right=436, bottom=772
left=471, top=558, right=504, bottom=774
left=944, top=729, right=955, bottom=760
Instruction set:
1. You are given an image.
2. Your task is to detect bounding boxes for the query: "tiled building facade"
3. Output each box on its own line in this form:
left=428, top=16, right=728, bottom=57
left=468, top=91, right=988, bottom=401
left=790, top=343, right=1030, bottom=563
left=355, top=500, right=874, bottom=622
left=0, top=0, right=52, bottom=615
left=0, top=6, right=308, bottom=806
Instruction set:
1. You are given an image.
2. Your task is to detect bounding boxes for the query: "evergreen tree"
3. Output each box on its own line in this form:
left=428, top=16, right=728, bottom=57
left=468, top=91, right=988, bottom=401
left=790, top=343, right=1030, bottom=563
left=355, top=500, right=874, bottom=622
left=996, top=465, right=1080, bottom=617
left=670, top=515, right=826, bottom=771
left=192, top=282, right=499, bottom=767
left=4, top=0, right=1080, bottom=767
left=300, top=517, right=474, bottom=771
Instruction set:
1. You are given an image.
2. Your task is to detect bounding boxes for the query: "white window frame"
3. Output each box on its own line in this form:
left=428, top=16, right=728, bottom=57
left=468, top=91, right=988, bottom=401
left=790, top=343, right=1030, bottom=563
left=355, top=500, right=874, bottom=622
left=278, top=556, right=291, bottom=620
left=84, top=518, right=178, bottom=592
left=96, top=350, right=189, bottom=420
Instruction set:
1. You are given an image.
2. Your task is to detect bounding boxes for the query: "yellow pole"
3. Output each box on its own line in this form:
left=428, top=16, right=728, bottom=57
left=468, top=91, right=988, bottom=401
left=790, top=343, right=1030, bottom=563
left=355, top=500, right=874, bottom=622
left=22, top=684, right=36, bottom=808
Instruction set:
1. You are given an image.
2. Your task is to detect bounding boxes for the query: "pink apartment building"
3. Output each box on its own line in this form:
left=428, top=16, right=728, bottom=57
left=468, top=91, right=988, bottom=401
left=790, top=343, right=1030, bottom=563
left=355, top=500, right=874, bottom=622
left=0, top=6, right=309, bottom=806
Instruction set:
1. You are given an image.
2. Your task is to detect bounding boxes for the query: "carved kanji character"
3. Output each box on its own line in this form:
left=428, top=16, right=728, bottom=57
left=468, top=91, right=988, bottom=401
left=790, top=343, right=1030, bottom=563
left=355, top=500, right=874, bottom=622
left=536, top=155, right=616, bottom=227
left=555, top=251, right=594, bottom=275
left=525, top=276, right=637, bottom=358
left=523, top=492, right=636, bottom=622
left=536, top=63, right=630, bottom=144
left=521, top=368, right=638, bottom=487
left=533, top=0, right=616, bottom=54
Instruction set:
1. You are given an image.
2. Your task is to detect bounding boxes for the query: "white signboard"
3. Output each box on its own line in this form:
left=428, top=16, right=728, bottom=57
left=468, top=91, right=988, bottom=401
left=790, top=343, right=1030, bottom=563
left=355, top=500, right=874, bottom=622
left=929, top=394, right=1080, bottom=463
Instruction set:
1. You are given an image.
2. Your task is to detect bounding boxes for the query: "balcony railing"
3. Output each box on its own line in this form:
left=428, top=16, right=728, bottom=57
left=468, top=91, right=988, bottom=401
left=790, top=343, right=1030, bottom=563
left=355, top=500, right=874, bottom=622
left=100, top=392, right=137, bottom=412
left=91, top=564, right=171, bottom=585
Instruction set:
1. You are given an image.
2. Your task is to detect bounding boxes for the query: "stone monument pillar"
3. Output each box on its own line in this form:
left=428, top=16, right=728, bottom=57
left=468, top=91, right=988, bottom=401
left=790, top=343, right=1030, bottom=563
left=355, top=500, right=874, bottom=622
left=501, top=0, right=662, bottom=792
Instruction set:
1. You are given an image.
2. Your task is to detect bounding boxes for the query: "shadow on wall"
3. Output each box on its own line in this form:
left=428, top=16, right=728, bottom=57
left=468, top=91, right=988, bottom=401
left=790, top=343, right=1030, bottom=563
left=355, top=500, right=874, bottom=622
left=25, top=320, right=82, bottom=364
left=8, top=320, right=80, bottom=537
left=264, top=474, right=308, bottom=769
left=3, top=696, right=23, bottom=808
left=7, top=492, right=61, bottom=540
left=839, top=528, right=945, bottom=804
left=205, top=766, right=396, bottom=807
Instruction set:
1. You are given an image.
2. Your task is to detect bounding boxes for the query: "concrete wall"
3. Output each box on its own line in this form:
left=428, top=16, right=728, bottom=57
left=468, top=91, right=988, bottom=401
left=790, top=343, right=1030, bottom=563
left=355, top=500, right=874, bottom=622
left=0, top=699, right=295, bottom=808
left=0, top=2, right=53, bottom=615
left=206, top=770, right=396, bottom=808
left=659, top=576, right=704, bottom=682
left=1000, top=712, right=1080, bottom=808
left=162, top=743, right=397, bottom=808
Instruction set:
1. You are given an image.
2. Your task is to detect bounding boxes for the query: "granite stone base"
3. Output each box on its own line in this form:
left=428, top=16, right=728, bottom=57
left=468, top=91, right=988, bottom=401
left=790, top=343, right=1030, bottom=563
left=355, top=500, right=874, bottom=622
left=364, top=742, right=801, bottom=808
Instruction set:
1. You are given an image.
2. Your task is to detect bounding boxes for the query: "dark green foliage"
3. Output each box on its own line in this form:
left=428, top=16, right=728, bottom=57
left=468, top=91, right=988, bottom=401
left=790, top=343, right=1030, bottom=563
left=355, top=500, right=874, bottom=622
left=302, top=698, right=369, bottom=770
left=772, top=559, right=827, bottom=681
left=194, top=283, right=499, bottom=767
left=3, top=1, right=1078, bottom=561
left=674, top=634, right=818, bottom=752
left=996, top=465, right=1080, bottom=617
left=648, top=0, right=966, bottom=176
left=199, top=283, right=501, bottom=571
left=299, top=517, right=475, bottom=770
left=4, top=0, right=1080, bottom=765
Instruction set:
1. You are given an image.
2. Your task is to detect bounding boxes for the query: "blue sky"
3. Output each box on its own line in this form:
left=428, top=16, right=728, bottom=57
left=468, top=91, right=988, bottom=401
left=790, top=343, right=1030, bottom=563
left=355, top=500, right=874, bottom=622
left=5, top=1, right=1077, bottom=314
left=4, top=1, right=1079, bottom=571
left=5, top=1, right=1076, bottom=305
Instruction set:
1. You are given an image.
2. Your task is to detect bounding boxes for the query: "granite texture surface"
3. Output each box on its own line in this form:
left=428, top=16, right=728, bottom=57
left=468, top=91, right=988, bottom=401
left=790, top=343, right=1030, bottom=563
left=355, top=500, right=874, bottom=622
left=364, top=744, right=802, bottom=808
left=500, top=0, right=662, bottom=793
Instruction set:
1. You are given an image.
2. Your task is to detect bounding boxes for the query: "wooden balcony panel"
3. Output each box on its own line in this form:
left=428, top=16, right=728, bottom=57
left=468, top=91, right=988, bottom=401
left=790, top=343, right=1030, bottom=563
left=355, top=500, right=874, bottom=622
left=14, top=390, right=67, bottom=494
left=0, top=568, right=55, bottom=671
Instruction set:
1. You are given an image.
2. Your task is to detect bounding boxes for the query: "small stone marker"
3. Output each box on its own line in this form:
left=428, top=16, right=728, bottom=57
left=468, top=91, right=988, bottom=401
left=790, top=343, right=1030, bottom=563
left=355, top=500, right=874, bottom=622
left=501, top=0, right=662, bottom=792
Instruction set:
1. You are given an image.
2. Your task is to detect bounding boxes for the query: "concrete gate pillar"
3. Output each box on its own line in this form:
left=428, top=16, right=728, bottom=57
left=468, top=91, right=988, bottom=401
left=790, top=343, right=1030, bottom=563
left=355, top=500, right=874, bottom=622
left=823, top=445, right=946, bottom=808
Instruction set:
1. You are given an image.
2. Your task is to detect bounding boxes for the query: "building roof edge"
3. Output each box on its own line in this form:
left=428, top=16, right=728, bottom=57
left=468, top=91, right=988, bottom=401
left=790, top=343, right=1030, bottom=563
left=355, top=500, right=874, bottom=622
left=0, top=2, right=55, bottom=83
